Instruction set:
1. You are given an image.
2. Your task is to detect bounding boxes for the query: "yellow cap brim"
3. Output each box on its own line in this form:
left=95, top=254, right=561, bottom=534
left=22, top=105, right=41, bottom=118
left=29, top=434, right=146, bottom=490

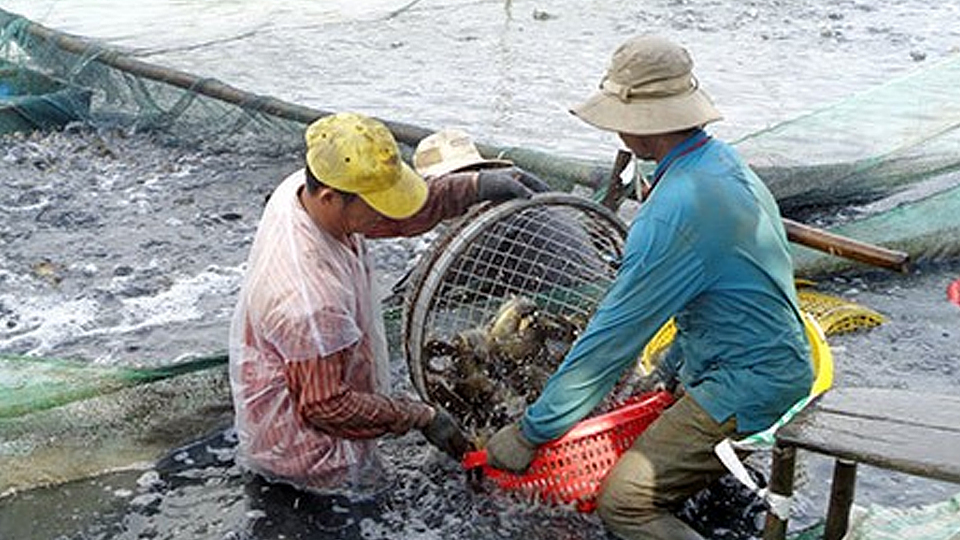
left=359, top=161, right=428, bottom=220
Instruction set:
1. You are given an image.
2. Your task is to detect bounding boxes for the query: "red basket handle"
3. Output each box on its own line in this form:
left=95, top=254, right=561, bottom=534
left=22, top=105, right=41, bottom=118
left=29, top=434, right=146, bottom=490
left=462, top=449, right=488, bottom=470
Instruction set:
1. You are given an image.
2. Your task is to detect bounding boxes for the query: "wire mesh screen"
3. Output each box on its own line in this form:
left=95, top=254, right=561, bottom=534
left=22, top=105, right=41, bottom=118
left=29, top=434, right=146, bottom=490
left=403, top=194, right=627, bottom=439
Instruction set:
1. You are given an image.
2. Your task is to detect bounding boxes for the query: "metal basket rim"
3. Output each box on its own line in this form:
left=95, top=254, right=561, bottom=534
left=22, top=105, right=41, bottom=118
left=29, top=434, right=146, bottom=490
left=401, top=193, right=628, bottom=403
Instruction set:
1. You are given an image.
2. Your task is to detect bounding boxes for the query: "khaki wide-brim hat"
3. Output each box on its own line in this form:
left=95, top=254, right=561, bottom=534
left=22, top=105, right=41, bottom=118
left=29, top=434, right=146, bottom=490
left=413, top=128, right=512, bottom=178
left=571, top=35, right=722, bottom=135
left=306, top=112, right=427, bottom=220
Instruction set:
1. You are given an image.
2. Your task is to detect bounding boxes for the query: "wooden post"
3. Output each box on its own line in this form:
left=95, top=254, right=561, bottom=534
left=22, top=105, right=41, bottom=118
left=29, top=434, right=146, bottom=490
left=600, top=150, right=633, bottom=211
left=763, top=442, right=797, bottom=540
left=824, top=459, right=858, bottom=540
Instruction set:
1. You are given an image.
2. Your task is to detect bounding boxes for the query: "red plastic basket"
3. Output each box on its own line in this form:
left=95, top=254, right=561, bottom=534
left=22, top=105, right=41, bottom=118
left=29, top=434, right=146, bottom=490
left=462, top=391, right=675, bottom=512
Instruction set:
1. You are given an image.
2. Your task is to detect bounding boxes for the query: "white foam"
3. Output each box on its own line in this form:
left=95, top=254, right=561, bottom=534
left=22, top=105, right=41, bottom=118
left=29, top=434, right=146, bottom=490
left=0, top=265, right=244, bottom=357
left=0, top=291, right=100, bottom=356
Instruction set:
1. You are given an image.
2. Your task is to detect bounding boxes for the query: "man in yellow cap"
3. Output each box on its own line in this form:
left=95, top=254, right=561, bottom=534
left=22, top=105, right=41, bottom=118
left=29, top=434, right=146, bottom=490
left=229, top=112, right=535, bottom=492
left=485, top=35, right=813, bottom=539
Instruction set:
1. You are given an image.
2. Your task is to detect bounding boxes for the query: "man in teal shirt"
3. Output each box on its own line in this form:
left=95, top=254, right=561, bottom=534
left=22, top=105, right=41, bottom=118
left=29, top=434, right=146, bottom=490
left=486, top=35, right=813, bottom=540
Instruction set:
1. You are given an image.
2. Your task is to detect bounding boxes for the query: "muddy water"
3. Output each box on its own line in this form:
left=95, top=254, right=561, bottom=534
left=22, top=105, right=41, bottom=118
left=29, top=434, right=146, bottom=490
left=4, top=0, right=960, bottom=157
left=1, top=0, right=959, bottom=538
left=1, top=126, right=958, bottom=540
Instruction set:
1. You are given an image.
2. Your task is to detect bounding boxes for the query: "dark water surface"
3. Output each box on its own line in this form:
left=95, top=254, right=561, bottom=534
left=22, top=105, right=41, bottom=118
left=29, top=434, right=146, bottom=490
left=4, top=0, right=960, bottom=158
left=0, top=126, right=957, bottom=540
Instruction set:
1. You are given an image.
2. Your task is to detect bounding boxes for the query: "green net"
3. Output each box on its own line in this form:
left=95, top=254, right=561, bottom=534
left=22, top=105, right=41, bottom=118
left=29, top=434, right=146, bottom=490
left=792, top=182, right=960, bottom=275
left=0, top=353, right=228, bottom=419
left=0, top=12, right=311, bottom=155
left=0, top=365, right=232, bottom=495
left=786, top=493, right=960, bottom=540
left=732, top=54, right=960, bottom=210
left=842, top=493, right=960, bottom=540
left=0, top=7, right=620, bottom=192
left=3, top=7, right=960, bottom=210
left=0, top=57, right=92, bottom=132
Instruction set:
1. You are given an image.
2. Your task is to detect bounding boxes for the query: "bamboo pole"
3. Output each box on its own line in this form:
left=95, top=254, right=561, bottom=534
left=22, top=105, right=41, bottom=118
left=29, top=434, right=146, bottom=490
left=0, top=8, right=934, bottom=271
left=783, top=218, right=910, bottom=273
left=0, top=8, right=610, bottom=190
left=0, top=10, right=437, bottom=144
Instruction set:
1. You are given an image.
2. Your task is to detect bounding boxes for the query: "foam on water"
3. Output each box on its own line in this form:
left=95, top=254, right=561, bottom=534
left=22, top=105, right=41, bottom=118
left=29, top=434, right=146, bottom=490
left=0, top=264, right=243, bottom=358
left=94, top=265, right=244, bottom=337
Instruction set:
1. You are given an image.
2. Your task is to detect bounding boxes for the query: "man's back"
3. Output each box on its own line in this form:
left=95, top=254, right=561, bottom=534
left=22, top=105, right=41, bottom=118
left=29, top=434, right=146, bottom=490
left=646, top=134, right=813, bottom=431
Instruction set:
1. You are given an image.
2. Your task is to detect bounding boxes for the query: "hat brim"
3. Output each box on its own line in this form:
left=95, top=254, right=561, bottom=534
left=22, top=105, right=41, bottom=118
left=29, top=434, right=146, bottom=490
left=418, top=156, right=513, bottom=179
left=571, top=88, right=722, bottom=135
left=360, top=161, right=428, bottom=220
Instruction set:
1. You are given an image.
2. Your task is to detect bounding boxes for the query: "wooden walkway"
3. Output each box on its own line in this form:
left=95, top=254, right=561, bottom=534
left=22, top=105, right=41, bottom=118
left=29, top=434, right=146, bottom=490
left=762, top=387, right=960, bottom=540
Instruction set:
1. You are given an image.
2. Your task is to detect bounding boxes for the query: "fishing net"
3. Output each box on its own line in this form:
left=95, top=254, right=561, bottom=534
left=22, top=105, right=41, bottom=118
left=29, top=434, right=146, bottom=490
left=3, top=6, right=960, bottom=224
left=0, top=8, right=606, bottom=192
left=0, top=363, right=232, bottom=495
left=732, top=53, right=960, bottom=211
left=0, top=352, right=228, bottom=419
left=0, top=57, right=92, bottom=133
left=403, top=194, right=627, bottom=438
left=0, top=10, right=307, bottom=155
left=791, top=181, right=960, bottom=274
left=788, top=492, right=960, bottom=540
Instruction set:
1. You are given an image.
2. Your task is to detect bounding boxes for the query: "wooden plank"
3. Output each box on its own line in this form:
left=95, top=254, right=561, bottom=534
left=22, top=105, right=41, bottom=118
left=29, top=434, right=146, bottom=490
left=777, top=388, right=960, bottom=483
left=814, top=388, right=960, bottom=430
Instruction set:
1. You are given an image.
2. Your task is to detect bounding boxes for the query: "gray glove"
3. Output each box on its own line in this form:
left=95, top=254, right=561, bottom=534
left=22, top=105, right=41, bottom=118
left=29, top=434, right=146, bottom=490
left=486, top=423, right=537, bottom=473
left=421, top=408, right=471, bottom=461
left=510, top=168, right=552, bottom=193
left=476, top=168, right=541, bottom=203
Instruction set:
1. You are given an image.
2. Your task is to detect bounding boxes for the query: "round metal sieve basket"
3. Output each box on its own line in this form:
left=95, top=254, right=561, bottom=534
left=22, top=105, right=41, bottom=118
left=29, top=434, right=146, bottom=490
left=402, top=193, right=628, bottom=437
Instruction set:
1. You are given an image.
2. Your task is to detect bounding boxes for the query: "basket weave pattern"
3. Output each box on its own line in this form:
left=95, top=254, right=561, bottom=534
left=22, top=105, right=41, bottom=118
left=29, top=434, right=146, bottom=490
left=464, top=391, right=675, bottom=512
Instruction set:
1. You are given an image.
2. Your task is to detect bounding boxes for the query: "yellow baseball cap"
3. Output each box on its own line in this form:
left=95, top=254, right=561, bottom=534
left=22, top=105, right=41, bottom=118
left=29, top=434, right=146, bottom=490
left=305, top=112, right=428, bottom=220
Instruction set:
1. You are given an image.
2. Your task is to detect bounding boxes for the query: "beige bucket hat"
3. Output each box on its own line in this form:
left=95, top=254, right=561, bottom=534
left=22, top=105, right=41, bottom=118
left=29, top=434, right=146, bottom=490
left=571, top=35, right=722, bottom=135
left=413, top=128, right=512, bottom=178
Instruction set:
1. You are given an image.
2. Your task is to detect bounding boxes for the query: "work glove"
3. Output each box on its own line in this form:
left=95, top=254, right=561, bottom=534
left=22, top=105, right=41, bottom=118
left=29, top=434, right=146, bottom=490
left=510, top=167, right=553, bottom=193
left=421, top=408, right=471, bottom=461
left=485, top=423, right=537, bottom=473
left=475, top=167, right=546, bottom=203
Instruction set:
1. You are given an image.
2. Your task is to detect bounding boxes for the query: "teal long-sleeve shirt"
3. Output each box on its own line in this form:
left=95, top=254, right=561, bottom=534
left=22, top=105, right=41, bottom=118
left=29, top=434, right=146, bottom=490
left=521, top=130, right=813, bottom=444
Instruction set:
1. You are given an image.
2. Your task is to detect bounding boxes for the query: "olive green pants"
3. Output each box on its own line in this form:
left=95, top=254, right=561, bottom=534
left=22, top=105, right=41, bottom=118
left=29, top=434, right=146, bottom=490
left=596, top=394, right=742, bottom=540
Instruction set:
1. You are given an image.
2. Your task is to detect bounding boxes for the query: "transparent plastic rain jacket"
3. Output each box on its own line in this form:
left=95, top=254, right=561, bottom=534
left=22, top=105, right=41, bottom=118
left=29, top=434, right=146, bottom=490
left=229, top=170, right=475, bottom=490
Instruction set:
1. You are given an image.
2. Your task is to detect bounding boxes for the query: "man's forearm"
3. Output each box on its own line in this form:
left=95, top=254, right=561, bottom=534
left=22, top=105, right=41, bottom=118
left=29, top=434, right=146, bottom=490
left=365, top=172, right=478, bottom=238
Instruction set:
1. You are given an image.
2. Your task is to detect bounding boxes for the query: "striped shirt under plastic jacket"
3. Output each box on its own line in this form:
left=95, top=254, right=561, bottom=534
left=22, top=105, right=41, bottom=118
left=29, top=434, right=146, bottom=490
left=522, top=130, right=813, bottom=444
left=229, top=169, right=474, bottom=491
